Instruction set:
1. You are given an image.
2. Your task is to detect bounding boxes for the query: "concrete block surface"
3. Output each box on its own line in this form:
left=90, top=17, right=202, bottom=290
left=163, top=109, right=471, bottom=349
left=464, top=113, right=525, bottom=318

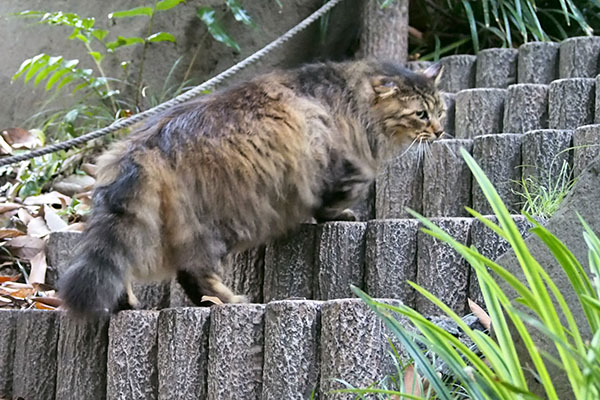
left=13, top=310, right=60, bottom=400
left=56, top=314, right=110, bottom=400
left=423, top=139, right=473, bottom=217
left=469, top=215, right=532, bottom=306
left=472, top=134, right=523, bottom=214
left=107, top=310, right=159, bottom=400
left=264, top=223, right=317, bottom=302
left=365, top=219, right=418, bottom=305
left=455, top=88, right=507, bottom=138
left=315, top=222, right=367, bottom=300
left=441, top=92, right=456, bottom=135
left=518, top=42, right=560, bottom=84
left=559, top=36, right=600, bottom=78
left=573, top=124, right=600, bottom=176
left=158, top=307, right=211, bottom=400
left=375, top=148, right=423, bottom=219
left=521, top=129, right=573, bottom=186
left=0, top=309, right=18, bottom=398
left=262, top=300, right=321, bottom=400
left=438, top=55, right=477, bottom=93
left=416, top=218, right=472, bottom=315
left=207, top=304, right=266, bottom=400
left=320, top=298, right=405, bottom=400
left=45, top=231, right=81, bottom=285
left=223, top=246, right=265, bottom=303
left=503, top=84, right=549, bottom=133
left=549, top=78, right=595, bottom=129
left=476, top=48, right=518, bottom=88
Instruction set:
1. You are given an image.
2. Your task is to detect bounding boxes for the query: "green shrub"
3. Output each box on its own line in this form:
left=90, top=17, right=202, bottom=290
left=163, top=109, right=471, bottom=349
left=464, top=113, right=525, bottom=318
left=343, top=148, right=600, bottom=399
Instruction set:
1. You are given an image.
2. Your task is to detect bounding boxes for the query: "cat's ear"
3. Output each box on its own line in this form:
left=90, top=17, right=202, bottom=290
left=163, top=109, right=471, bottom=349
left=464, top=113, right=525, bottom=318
left=422, top=62, right=443, bottom=85
left=370, top=77, right=398, bottom=100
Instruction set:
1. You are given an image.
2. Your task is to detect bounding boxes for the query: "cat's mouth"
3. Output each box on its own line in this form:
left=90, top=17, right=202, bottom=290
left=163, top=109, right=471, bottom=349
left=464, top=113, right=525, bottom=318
left=415, top=132, right=439, bottom=142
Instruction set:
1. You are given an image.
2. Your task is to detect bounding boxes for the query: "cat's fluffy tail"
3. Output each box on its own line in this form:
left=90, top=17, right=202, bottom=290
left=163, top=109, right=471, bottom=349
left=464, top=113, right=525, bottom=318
left=58, top=154, right=162, bottom=316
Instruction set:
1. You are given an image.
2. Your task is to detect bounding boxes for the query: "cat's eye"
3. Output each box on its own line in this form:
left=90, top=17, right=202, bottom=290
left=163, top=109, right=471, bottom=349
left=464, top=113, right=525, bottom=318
left=416, top=110, right=429, bottom=120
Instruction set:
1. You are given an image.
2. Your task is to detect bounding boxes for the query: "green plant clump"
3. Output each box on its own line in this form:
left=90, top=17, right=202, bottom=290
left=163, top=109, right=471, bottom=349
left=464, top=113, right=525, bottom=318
left=342, top=148, right=600, bottom=399
left=409, top=0, right=600, bottom=60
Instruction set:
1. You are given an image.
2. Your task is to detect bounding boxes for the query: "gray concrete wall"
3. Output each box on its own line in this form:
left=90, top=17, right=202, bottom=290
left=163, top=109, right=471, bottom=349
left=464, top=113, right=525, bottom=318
left=0, top=0, right=361, bottom=129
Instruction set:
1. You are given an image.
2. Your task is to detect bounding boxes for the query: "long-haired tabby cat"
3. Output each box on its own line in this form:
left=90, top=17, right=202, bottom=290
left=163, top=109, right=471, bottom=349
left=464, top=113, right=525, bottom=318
left=59, top=59, right=445, bottom=315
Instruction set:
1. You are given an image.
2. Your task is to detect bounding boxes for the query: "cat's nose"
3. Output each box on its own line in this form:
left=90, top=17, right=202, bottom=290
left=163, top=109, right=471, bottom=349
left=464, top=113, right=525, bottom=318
left=434, top=130, right=444, bottom=138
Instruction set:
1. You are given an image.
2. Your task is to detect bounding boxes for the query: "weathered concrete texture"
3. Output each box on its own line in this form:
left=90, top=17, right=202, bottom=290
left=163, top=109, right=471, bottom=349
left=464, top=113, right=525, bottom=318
left=476, top=48, right=518, bottom=88
left=423, top=139, right=473, bottom=217
left=365, top=219, right=418, bottom=306
left=441, top=92, right=456, bottom=135
left=518, top=42, right=560, bottom=84
left=223, top=246, right=265, bottom=303
left=168, top=278, right=196, bottom=308
left=375, top=148, right=423, bottom=219
left=455, top=88, right=507, bottom=138
left=0, top=309, right=18, bottom=398
left=358, top=0, right=408, bottom=62
left=468, top=215, right=532, bottom=307
left=45, top=231, right=81, bottom=285
left=262, top=300, right=321, bottom=400
left=573, top=124, right=600, bottom=176
left=416, top=218, right=472, bottom=315
left=494, top=158, right=600, bottom=399
left=264, top=224, right=317, bottom=302
left=548, top=78, right=595, bottom=129
left=472, top=134, right=523, bottom=214
left=521, top=129, right=573, bottom=186
left=596, top=74, right=600, bottom=124
left=438, top=55, right=477, bottom=93
left=157, top=307, right=210, bottom=400
left=503, top=84, right=549, bottom=133
left=13, top=310, right=60, bottom=400
left=315, top=222, right=366, bottom=300
left=107, top=310, right=159, bottom=400
left=56, top=314, right=110, bottom=400
left=320, top=298, right=406, bottom=400
left=132, top=282, right=171, bottom=310
left=559, top=36, right=600, bottom=78
left=207, top=304, right=265, bottom=400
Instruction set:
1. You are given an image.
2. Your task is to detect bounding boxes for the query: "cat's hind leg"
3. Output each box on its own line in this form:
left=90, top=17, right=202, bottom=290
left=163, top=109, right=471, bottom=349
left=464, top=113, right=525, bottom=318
left=176, top=268, right=247, bottom=305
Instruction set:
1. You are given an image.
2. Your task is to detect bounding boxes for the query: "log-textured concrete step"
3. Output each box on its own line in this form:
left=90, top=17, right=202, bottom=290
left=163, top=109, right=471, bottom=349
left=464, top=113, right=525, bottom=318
left=45, top=215, right=528, bottom=310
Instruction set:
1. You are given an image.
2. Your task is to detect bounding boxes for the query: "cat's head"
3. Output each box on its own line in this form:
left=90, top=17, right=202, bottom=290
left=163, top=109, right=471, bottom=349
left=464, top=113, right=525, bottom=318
left=369, top=62, right=445, bottom=155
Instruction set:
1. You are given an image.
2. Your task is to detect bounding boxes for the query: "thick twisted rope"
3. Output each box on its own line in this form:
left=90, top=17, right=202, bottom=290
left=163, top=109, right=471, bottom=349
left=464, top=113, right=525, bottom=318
left=0, top=0, right=346, bottom=167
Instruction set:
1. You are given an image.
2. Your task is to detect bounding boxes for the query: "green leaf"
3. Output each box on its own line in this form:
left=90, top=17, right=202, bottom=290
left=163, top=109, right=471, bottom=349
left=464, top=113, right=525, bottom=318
left=226, top=0, right=256, bottom=27
left=156, top=0, right=186, bottom=11
left=109, top=7, right=153, bottom=19
left=24, top=54, right=50, bottom=83
left=106, top=36, right=145, bottom=51
left=197, top=7, right=241, bottom=52
left=460, top=0, right=479, bottom=52
left=45, top=68, right=71, bottom=91
left=146, top=32, right=176, bottom=43
left=88, top=51, right=105, bottom=63
left=92, top=29, right=109, bottom=41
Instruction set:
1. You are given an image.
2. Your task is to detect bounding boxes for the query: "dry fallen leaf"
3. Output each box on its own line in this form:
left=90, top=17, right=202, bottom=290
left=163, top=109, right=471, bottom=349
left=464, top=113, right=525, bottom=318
left=23, top=191, right=71, bottom=206
left=31, top=295, right=62, bottom=307
left=28, top=251, right=47, bottom=285
left=401, top=364, right=425, bottom=397
left=4, top=235, right=45, bottom=260
left=0, top=136, right=13, bottom=155
left=81, top=163, right=97, bottom=177
left=199, top=295, right=224, bottom=307
left=53, top=174, right=95, bottom=197
left=43, top=205, right=68, bottom=231
left=1, top=127, right=43, bottom=150
left=0, top=295, right=12, bottom=304
left=0, top=274, right=20, bottom=283
left=0, top=202, right=24, bottom=214
left=34, top=302, right=56, bottom=310
left=468, top=298, right=491, bottom=331
left=59, top=222, right=86, bottom=232
left=0, top=284, right=35, bottom=300
left=27, top=217, right=51, bottom=238
left=17, top=208, right=34, bottom=226
left=0, top=229, right=25, bottom=239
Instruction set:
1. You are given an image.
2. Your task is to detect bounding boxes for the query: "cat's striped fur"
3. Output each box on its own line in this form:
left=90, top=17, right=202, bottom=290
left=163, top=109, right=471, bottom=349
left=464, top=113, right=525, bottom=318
left=59, top=59, right=445, bottom=315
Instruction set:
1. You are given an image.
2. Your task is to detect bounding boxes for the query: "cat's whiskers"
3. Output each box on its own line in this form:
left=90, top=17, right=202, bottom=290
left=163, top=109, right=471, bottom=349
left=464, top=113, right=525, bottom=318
left=398, top=137, right=419, bottom=159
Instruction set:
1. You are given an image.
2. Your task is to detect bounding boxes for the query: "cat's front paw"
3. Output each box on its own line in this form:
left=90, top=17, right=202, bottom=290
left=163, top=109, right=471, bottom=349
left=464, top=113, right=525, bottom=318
left=335, top=208, right=357, bottom=221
